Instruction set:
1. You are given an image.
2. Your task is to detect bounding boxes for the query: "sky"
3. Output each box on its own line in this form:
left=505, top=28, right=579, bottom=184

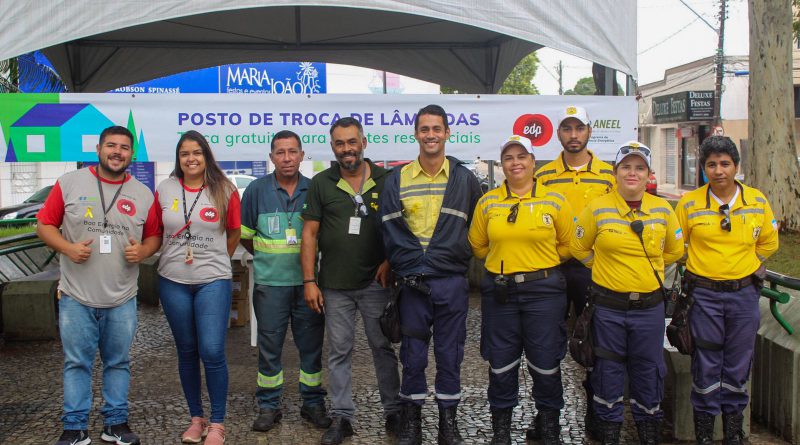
left=534, top=0, right=750, bottom=94
left=328, top=1, right=750, bottom=96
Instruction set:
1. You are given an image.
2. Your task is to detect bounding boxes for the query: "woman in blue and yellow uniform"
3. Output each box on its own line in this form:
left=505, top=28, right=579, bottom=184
left=675, top=136, right=778, bottom=445
left=570, top=141, right=683, bottom=445
left=468, top=135, right=573, bottom=445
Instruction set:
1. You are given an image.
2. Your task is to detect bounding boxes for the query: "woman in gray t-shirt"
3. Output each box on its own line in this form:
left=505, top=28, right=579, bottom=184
left=155, top=130, right=241, bottom=445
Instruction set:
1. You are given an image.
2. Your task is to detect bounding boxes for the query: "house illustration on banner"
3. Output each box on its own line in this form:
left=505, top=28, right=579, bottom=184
left=8, top=103, right=115, bottom=162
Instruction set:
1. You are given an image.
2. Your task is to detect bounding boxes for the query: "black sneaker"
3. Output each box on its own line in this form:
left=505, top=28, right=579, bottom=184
left=252, top=407, right=283, bottom=432
left=100, top=423, right=140, bottom=445
left=55, top=429, right=91, bottom=445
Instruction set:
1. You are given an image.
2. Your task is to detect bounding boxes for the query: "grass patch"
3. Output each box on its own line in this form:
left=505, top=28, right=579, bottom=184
left=768, top=231, right=800, bottom=278
left=0, top=224, right=37, bottom=239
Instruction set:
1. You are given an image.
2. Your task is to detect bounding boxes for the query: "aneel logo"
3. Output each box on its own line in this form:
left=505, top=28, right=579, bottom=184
left=512, top=114, right=553, bottom=147
left=200, top=207, right=220, bottom=223
left=117, top=199, right=136, bottom=216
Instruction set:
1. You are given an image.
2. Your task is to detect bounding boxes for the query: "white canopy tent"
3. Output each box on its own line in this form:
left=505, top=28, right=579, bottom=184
left=0, top=1, right=636, bottom=93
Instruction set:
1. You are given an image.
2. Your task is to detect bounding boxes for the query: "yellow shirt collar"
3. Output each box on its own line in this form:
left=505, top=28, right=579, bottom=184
left=556, top=149, right=601, bottom=174
left=410, top=157, right=449, bottom=179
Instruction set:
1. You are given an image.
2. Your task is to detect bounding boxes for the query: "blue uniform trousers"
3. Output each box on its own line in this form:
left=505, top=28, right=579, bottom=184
left=480, top=270, right=567, bottom=410
left=689, top=284, right=760, bottom=416
left=591, top=303, right=666, bottom=423
left=398, top=275, right=468, bottom=408
left=560, top=259, right=592, bottom=318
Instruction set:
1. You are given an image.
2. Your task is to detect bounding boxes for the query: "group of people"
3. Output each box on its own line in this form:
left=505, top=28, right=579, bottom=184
left=38, top=103, right=778, bottom=445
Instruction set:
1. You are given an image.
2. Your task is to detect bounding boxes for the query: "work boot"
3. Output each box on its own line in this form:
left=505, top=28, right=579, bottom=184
left=385, top=412, right=402, bottom=436
left=525, top=411, right=541, bottom=441
left=599, top=420, right=622, bottom=445
left=722, top=412, right=744, bottom=445
left=693, top=411, right=715, bottom=444
left=437, top=406, right=465, bottom=445
left=635, top=419, right=661, bottom=445
left=320, top=417, right=353, bottom=445
left=398, top=404, right=422, bottom=445
left=539, top=409, right=562, bottom=445
left=252, top=408, right=282, bottom=432
left=583, top=378, right=601, bottom=440
left=489, top=407, right=512, bottom=445
left=301, top=404, right=332, bottom=428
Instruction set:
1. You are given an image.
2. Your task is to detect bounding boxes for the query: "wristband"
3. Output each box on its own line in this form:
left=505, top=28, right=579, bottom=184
left=303, top=279, right=316, bottom=284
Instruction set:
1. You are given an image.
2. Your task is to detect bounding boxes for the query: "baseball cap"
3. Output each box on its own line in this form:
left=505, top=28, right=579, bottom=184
left=557, top=105, right=590, bottom=127
left=614, top=141, right=652, bottom=169
left=501, top=134, right=533, bottom=154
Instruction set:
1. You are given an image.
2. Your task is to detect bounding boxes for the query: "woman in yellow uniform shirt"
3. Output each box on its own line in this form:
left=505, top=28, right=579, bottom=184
left=469, top=135, right=573, bottom=445
left=570, top=141, right=683, bottom=445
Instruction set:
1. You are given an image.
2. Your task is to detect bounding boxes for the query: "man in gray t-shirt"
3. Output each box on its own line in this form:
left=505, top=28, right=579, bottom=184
left=37, top=126, right=161, bottom=445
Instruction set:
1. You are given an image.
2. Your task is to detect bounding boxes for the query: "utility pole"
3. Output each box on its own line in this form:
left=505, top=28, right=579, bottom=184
left=714, top=0, right=726, bottom=125
left=556, top=61, right=563, bottom=95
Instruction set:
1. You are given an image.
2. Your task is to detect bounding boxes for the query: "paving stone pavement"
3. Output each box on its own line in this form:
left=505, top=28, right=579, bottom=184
left=0, top=292, right=789, bottom=445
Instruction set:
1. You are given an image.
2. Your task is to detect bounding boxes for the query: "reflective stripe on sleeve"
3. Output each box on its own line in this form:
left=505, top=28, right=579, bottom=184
left=440, top=207, right=468, bottom=221
left=382, top=211, right=403, bottom=222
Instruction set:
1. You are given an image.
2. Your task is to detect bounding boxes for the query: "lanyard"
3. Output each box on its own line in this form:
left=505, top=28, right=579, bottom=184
left=96, top=171, right=125, bottom=229
left=272, top=174, right=300, bottom=228
left=181, top=181, right=205, bottom=238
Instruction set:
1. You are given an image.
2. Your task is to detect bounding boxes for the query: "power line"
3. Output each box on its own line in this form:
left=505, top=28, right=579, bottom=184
left=638, top=17, right=701, bottom=55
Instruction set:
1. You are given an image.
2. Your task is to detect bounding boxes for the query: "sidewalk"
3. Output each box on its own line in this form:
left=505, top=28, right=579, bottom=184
left=0, top=293, right=789, bottom=444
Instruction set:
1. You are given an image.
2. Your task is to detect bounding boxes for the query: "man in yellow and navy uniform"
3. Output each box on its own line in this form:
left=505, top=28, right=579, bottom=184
left=532, top=105, right=615, bottom=440
left=675, top=136, right=779, bottom=445
left=570, top=142, right=683, bottom=444
left=379, top=105, right=482, bottom=445
left=469, top=135, right=573, bottom=445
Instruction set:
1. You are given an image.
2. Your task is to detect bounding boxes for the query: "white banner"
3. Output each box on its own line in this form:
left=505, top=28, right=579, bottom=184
left=1, top=94, right=636, bottom=162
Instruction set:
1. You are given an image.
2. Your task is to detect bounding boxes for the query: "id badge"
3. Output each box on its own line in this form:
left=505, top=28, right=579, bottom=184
left=99, top=235, right=112, bottom=254
left=285, top=228, right=298, bottom=245
left=348, top=217, right=361, bottom=235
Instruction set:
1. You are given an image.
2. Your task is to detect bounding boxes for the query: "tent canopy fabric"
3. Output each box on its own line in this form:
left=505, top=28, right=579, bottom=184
left=0, top=1, right=636, bottom=93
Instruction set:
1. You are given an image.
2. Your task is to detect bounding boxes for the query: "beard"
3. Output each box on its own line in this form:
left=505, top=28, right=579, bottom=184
left=563, top=141, right=588, bottom=153
left=98, top=154, right=130, bottom=176
left=337, top=151, right=364, bottom=172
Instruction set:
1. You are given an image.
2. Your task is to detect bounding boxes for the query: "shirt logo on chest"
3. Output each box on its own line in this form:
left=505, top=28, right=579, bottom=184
left=117, top=199, right=136, bottom=216
left=200, top=207, right=220, bottom=223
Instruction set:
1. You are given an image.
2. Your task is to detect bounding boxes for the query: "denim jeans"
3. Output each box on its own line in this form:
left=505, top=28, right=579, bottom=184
left=159, top=276, right=232, bottom=423
left=252, top=284, right=326, bottom=409
left=59, top=294, right=138, bottom=430
left=324, top=281, right=401, bottom=420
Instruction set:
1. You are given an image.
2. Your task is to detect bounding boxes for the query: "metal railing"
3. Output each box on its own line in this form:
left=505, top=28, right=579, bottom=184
left=0, top=225, right=58, bottom=283
left=762, top=270, right=798, bottom=335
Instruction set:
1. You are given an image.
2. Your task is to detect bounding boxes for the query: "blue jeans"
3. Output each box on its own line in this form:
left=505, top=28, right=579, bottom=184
left=59, top=294, right=138, bottom=430
left=324, top=281, right=401, bottom=420
left=159, top=276, right=232, bottom=423
left=252, top=284, right=326, bottom=409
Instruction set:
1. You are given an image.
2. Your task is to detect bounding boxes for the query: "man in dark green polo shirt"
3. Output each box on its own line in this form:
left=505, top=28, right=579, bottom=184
left=301, top=117, right=401, bottom=445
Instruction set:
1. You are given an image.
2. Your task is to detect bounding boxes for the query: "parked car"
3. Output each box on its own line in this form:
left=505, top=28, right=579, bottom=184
left=226, top=174, right=256, bottom=197
left=0, top=185, right=53, bottom=220
left=646, top=172, right=658, bottom=196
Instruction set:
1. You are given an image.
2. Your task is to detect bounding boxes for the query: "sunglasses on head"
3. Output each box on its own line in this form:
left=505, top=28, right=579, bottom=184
left=619, top=145, right=651, bottom=157
left=719, top=203, right=731, bottom=232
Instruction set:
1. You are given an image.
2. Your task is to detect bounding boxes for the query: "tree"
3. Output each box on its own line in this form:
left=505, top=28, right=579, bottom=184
left=0, top=52, right=66, bottom=93
left=441, top=52, right=539, bottom=94
left=793, top=0, right=800, bottom=40
left=747, top=0, right=800, bottom=232
left=564, top=76, right=623, bottom=95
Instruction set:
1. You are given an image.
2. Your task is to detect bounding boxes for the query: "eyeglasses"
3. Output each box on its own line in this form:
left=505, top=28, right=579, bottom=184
left=353, top=194, right=368, bottom=217
left=719, top=203, right=731, bottom=232
left=507, top=203, right=519, bottom=224
left=618, top=145, right=651, bottom=156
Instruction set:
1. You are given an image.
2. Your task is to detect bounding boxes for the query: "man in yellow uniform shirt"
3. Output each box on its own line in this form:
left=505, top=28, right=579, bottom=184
left=531, top=105, right=615, bottom=439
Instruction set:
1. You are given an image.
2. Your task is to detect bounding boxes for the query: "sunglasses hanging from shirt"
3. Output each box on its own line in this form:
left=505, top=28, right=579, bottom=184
left=719, top=203, right=732, bottom=232
left=505, top=180, right=537, bottom=224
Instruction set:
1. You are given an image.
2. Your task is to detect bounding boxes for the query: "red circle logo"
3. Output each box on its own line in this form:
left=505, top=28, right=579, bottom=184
left=512, top=114, right=553, bottom=147
left=199, top=207, right=219, bottom=223
left=116, top=199, right=136, bottom=216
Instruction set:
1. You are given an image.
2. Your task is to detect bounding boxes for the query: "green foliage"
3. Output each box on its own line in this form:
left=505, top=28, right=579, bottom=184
left=440, top=52, right=539, bottom=94
left=564, top=76, right=624, bottom=96
left=794, top=0, right=800, bottom=42
left=497, top=53, right=539, bottom=95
